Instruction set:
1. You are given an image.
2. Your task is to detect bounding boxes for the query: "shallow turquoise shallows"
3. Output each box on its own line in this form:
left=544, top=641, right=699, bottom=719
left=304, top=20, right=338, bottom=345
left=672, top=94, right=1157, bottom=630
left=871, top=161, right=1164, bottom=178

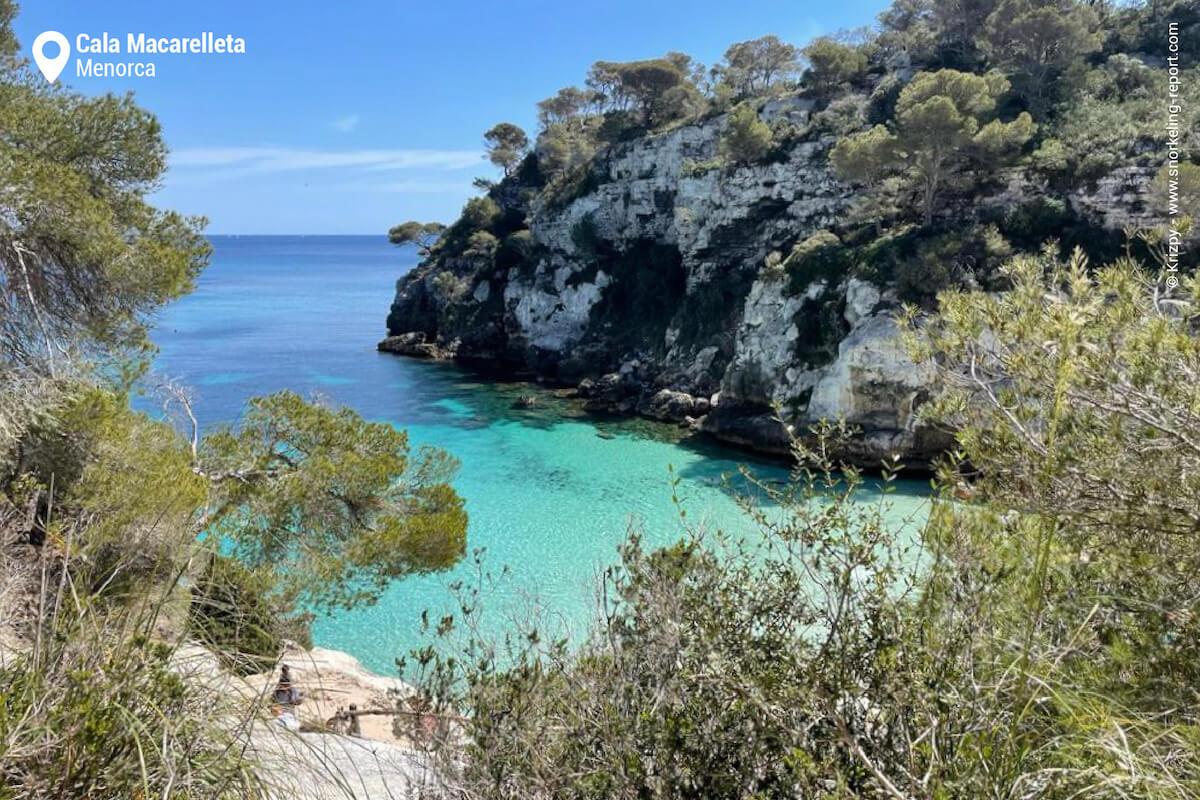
left=149, top=235, right=930, bottom=676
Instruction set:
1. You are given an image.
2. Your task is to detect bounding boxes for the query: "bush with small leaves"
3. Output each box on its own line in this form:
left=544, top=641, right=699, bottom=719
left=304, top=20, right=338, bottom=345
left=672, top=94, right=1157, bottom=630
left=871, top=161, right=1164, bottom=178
left=460, top=196, right=501, bottom=232
left=811, top=93, right=868, bottom=136
left=464, top=230, right=499, bottom=261
left=190, top=553, right=291, bottom=676
left=720, top=103, right=774, bottom=165
left=782, top=229, right=851, bottom=292
left=803, top=37, right=869, bottom=95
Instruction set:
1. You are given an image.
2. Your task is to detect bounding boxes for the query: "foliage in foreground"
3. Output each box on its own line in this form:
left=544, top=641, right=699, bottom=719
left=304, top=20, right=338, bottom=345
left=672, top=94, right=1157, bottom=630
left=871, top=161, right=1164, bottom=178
left=0, top=1, right=469, bottom=795
left=411, top=254, right=1200, bottom=799
left=200, top=390, right=468, bottom=612
left=0, top=498, right=270, bottom=799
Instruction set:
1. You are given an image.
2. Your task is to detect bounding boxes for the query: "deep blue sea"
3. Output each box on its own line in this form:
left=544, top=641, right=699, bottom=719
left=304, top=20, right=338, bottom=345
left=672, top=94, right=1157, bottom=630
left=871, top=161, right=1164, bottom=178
left=148, top=235, right=929, bottom=675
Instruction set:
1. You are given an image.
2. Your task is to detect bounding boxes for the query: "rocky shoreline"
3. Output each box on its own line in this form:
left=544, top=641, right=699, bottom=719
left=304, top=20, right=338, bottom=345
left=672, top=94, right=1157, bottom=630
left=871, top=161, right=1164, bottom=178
left=378, top=301, right=951, bottom=472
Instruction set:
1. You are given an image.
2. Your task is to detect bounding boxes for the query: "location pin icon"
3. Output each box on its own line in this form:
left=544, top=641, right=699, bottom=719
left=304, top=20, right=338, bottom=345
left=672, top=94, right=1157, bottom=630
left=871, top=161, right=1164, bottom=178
left=32, top=31, right=70, bottom=84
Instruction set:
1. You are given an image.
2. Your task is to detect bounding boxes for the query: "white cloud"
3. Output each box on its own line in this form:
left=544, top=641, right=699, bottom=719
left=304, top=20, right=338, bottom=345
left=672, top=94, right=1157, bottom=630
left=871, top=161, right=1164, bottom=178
left=332, top=114, right=360, bottom=133
left=169, top=146, right=484, bottom=174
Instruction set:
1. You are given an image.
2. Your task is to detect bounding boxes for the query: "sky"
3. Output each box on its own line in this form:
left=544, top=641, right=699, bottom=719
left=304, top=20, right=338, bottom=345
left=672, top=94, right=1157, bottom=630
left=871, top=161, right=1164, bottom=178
left=14, top=0, right=891, bottom=235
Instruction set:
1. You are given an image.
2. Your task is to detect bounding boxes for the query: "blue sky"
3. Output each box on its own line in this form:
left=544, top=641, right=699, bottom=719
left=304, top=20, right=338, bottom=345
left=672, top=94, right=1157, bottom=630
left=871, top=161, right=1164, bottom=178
left=14, top=0, right=890, bottom=234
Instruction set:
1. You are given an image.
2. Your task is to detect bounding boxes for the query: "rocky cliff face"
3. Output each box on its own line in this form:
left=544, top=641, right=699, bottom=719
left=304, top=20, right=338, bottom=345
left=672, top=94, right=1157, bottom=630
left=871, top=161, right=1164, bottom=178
left=382, top=96, right=1154, bottom=467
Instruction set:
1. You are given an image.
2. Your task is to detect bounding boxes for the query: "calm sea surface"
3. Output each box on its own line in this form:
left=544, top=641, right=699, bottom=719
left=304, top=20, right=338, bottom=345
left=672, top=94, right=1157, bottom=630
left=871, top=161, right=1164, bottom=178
left=148, top=235, right=929, bottom=675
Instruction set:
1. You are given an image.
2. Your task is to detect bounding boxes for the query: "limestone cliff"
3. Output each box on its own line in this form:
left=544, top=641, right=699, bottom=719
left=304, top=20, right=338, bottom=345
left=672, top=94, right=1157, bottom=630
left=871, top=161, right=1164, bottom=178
left=381, top=93, right=1156, bottom=467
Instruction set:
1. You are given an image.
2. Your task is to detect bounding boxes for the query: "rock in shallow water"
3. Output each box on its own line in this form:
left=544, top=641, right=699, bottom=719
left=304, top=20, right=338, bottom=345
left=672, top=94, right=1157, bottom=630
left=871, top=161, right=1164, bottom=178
left=377, top=332, right=439, bottom=358
left=639, top=389, right=700, bottom=421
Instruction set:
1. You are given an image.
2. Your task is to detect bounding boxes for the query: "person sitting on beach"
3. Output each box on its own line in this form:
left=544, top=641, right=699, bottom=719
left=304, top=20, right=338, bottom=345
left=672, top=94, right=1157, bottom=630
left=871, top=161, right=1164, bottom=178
left=272, top=664, right=303, bottom=730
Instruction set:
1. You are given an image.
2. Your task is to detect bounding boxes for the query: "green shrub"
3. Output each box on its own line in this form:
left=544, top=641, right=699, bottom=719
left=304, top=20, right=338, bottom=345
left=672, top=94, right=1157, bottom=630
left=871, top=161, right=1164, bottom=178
left=1029, top=137, right=1070, bottom=175
left=431, top=270, right=470, bottom=300
left=803, top=37, right=868, bottom=95
left=0, top=602, right=269, bottom=798
left=464, top=230, right=499, bottom=261
left=720, top=103, right=774, bottom=165
left=894, top=225, right=1011, bottom=303
left=783, top=229, right=851, bottom=293
left=894, top=236, right=958, bottom=302
left=810, top=93, right=868, bottom=137
left=866, top=71, right=903, bottom=125
left=681, top=156, right=725, bottom=177
left=189, top=554, right=290, bottom=676
left=460, top=196, right=501, bottom=231
left=999, top=197, right=1070, bottom=244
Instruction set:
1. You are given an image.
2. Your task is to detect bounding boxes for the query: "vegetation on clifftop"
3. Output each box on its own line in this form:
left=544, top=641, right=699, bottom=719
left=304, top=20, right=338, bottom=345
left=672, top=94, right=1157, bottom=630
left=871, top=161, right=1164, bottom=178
left=388, top=0, right=1197, bottom=330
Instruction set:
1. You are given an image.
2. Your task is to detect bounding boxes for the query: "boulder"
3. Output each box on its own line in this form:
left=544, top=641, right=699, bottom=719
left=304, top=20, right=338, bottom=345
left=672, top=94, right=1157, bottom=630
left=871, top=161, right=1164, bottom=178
left=844, top=278, right=881, bottom=327
left=639, top=389, right=699, bottom=421
left=582, top=372, right=633, bottom=413
left=377, top=333, right=438, bottom=358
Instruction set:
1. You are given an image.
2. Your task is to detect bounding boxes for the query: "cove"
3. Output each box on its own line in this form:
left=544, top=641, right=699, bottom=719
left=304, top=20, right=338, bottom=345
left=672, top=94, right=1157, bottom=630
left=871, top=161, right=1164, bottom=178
left=149, top=235, right=930, bottom=676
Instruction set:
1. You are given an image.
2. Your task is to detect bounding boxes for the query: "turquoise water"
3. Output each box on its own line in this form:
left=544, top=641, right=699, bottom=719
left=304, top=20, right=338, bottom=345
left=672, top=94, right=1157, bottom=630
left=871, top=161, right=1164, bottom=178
left=149, top=235, right=930, bottom=675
